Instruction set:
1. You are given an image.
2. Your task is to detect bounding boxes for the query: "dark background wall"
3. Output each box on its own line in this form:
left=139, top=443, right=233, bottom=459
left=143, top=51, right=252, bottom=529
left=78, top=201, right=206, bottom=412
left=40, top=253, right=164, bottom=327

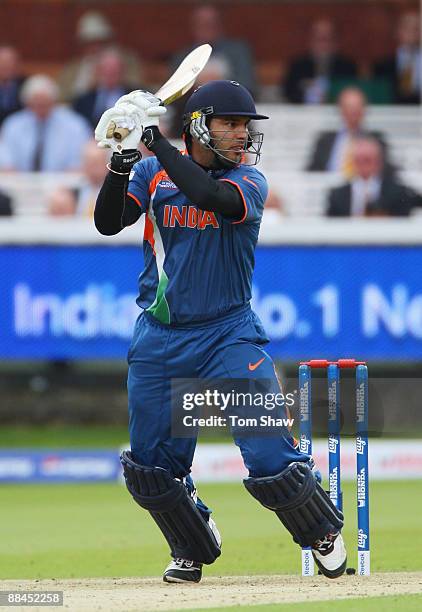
left=1, top=0, right=418, bottom=83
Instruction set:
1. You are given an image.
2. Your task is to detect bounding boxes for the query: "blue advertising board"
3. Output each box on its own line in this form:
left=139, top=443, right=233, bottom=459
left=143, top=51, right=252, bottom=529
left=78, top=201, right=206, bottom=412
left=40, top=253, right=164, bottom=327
left=1, top=245, right=422, bottom=360
left=0, top=450, right=121, bottom=482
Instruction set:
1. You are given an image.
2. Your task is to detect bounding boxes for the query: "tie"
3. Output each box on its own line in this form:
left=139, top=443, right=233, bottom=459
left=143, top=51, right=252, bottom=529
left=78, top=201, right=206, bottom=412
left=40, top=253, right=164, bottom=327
left=399, top=51, right=416, bottom=95
left=362, top=183, right=371, bottom=215
left=400, top=66, right=413, bottom=95
left=341, top=137, right=355, bottom=179
left=32, top=120, right=45, bottom=171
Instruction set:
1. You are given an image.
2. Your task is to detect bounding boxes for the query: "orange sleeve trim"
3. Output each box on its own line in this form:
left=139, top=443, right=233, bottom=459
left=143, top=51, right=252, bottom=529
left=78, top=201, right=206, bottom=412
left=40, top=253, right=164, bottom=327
left=127, top=192, right=143, bottom=208
left=220, top=178, right=248, bottom=224
left=242, top=175, right=258, bottom=189
left=148, top=169, right=168, bottom=195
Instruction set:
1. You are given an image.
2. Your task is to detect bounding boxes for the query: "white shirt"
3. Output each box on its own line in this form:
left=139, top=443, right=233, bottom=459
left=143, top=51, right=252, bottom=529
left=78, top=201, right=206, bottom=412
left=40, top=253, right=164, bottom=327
left=0, top=106, right=92, bottom=171
left=327, top=130, right=352, bottom=172
left=351, top=176, right=381, bottom=216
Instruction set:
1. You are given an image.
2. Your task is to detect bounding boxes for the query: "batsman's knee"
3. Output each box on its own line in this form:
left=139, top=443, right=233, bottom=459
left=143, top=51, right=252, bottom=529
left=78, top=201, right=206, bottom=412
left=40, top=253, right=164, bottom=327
left=244, top=461, right=343, bottom=547
left=121, top=450, right=221, bottom=564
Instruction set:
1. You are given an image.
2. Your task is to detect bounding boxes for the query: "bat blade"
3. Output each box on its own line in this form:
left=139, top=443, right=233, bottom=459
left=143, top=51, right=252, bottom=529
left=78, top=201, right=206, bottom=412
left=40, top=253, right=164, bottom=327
left=111, top=44, right=212, bottom=144
left=155, top=43, right=212, bottom=104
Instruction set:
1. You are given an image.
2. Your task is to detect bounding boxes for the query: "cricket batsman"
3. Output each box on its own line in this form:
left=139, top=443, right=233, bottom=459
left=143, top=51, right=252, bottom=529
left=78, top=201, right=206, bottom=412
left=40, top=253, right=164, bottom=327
left=94, top=80, right=347, bottom=582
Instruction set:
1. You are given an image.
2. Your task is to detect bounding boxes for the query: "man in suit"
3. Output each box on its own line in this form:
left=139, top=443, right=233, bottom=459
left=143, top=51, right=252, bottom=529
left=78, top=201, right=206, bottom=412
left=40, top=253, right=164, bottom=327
left=327, top=137, right=421, bottom=217
left=72, top=49, right=134, bottom=128
left=307, top=87, right=391, bottom=176
left=172, top=4, right=256, bottom=95
left=283, top=19, right=357, bottom=104
left=374, top=12, right=421, bottom=105
left=58, top=11, right=142, bottom=102
left=0, top=46, right=25, bottom=126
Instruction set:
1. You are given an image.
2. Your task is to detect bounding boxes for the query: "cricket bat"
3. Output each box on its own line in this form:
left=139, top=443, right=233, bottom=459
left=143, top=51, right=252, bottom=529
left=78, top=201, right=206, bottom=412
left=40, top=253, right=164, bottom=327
left=110, top=44, right=212, bottom=142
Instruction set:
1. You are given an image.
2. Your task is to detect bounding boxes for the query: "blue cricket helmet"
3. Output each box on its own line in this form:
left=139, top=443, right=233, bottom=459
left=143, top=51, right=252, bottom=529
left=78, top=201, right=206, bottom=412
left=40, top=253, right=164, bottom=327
left=183, top=80, right=268, bottom=127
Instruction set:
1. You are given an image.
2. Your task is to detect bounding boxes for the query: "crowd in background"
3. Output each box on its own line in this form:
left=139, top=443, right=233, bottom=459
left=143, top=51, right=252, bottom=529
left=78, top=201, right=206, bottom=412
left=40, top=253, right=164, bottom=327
left=0, top=4, right=421, bottom=220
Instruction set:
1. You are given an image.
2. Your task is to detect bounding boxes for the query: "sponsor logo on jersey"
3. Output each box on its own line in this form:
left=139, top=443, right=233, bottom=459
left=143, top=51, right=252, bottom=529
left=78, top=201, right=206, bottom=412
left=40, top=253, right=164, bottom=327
left=248, top=357, right=265, bottom=371
left=159, top=179, right=178, bottom=189
left=163, top=205, right=219, bottom=230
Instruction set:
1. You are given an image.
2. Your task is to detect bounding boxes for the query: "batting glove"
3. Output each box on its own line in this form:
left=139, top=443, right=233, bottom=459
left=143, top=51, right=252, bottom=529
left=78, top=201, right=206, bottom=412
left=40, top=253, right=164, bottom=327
left=109, top=149, right=142, bottom=175
left=116, top=90, right=166, bottom=114
left=95, top=99, right=166, bottom=153
left=95, top=103, right=143, bottom=153
left=117, top=90, right=167, bottom=139
left=117, top=89, right=167, bottom=136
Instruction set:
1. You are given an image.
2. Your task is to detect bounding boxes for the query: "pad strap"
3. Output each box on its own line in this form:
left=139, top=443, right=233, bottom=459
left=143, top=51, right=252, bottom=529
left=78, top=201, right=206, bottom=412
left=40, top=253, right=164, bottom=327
left=244, top=462, right=344, bottom=547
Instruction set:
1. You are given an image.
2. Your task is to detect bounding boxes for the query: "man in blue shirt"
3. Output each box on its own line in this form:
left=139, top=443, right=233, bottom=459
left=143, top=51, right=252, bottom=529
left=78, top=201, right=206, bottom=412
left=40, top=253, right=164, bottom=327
left=94, top=81, right=346, bottom=583
left=0, top=75, right=91, bottom=171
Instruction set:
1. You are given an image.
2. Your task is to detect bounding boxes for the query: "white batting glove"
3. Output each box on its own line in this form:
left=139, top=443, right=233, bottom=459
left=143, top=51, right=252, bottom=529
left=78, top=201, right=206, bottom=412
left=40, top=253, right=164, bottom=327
left=95, top=98, right=166, bottom=152
left=116, top=90, right=164, bottom=113
left=95, top=103, right=143, bottom=152
left=117, top=89, right=167, bottom=132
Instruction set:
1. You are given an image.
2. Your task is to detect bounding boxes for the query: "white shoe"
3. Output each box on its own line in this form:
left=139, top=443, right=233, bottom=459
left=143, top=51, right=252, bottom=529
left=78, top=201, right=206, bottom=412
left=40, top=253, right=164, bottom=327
left=163, top=558, right=202, bottom=583
left=312, top=531, right=347, bottom=578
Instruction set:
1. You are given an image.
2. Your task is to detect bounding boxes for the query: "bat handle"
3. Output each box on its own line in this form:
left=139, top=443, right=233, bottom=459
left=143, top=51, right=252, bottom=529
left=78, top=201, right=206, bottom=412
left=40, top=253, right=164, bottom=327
left=112, top=127, right=130, bottom=141
left=105, top=120, right=131, bottom=142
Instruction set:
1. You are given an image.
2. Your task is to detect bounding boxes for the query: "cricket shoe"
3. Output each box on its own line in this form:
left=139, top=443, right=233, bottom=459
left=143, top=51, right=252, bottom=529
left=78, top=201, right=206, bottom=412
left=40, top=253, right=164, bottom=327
left=163, top=558, right=202, bottom=583
left=311, top=531, right=347, bottom=578
left=162, top=517, right=221, bottom=583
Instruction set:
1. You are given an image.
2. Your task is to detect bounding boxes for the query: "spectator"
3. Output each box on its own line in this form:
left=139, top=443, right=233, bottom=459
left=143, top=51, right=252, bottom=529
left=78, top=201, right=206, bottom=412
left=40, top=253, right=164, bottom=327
left=167, top=56, right=231, bottom=137
left=0, top=46, right=25, bottom=126
left=283, top=19, right=357, bottom=104
left=374, top=12, right=421, bottom=105
left=172, top=4, right=256, bottom=94
left=0, top=188, right=13, bottom=215
left=326, top=137, right=421, bottom=217
left=261, top=190, right=284, bottom=227
left=73, top=49, right=135, bottom=128
left=47, top=188, right=77, bottom=217
left=46, top=141, right=109, bottom=218
left=0, top=75, right=91, bottom=172
left=195, top=56, right=231, bottom=88
left=58, top=11, right=142, bottom=102
left=75, top=140, right=109, bottom=216
left=307, top=87, right=391, bottom=176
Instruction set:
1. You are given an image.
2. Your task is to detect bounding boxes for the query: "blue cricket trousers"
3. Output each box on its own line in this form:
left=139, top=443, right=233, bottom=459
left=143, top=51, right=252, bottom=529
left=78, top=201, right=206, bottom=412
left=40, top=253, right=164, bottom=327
left=127, top=304, right=307, bottom=491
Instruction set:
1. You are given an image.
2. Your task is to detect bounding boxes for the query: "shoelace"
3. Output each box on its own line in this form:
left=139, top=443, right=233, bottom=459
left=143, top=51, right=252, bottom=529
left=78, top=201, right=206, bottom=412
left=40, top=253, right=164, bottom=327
left=313, top=533, right=336, bottom=553
left=174, top=558, right=194, bottom=568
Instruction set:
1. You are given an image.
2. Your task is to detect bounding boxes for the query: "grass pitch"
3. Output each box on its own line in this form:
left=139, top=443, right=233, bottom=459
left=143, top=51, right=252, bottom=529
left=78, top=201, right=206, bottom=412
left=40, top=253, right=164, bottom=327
left=176, top=595, right=422, bottom=612
left=1, top=427, right=421, bottom=609
left=1, top=480, right=421, bottom=580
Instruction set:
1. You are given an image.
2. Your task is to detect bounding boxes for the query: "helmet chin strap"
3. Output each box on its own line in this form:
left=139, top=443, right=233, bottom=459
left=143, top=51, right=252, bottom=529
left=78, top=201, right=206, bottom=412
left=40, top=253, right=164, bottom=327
left=189, top=114, right=241, bottom=170
left=209, top=148, right=238, bottom=170
left=189, top=134, right=238, bottom=170
left=205, top=134, right=243, bottom=169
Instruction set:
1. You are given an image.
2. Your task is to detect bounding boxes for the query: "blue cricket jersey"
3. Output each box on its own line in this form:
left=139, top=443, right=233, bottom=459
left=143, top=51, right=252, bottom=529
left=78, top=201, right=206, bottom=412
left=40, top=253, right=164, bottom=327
left=127, top=154, right=268, bottom=325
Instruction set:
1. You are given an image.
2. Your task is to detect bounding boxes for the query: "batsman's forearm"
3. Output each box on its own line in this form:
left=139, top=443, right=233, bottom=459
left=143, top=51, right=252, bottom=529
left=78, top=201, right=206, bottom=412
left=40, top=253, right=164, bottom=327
left=149, top=133, right=243, bottom=217
left=95, top=172, right=141, bottom=235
